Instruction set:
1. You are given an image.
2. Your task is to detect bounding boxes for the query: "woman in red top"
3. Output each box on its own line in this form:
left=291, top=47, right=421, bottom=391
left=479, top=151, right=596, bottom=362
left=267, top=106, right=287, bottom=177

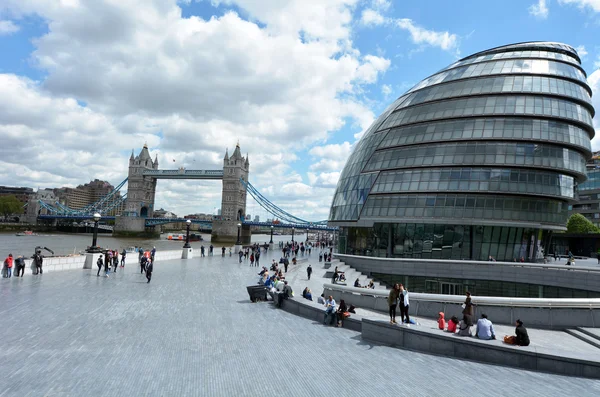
left=447, top=316, right=459, bottom=333
left=3, top=253, right=14, bottom=278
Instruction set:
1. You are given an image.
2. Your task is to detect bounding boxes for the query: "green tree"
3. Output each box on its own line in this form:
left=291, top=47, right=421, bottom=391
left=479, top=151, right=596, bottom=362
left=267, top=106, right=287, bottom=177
left=566, top=213, right=600, bottom=234
left=0, top=195, right=23, bottom=219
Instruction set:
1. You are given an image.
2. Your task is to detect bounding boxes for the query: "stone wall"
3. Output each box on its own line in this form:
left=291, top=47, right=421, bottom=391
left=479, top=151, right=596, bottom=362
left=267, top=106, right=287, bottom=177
left=211, top=220, right=251, bottom=244
left=12, top=255, right=87, bottom=275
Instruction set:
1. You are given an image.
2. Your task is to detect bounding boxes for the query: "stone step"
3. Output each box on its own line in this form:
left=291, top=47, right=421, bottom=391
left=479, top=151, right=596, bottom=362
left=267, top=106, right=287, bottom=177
left=576, top=327, right=600, bottom=342
left=333, top=264, right=385, bottom=289
left=565, top=329, right=600, bottom=350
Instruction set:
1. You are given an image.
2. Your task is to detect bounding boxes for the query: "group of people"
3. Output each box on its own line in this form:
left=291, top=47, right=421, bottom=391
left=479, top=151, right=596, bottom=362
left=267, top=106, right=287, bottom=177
left=96, top=247, right=153, bottom=283
left=435, top=292, right=530, bottom=346
left=3, top=250, right=46, bottom=278
left=239, top=244, right=263, bottom=265
left=353, top=278, right=375, bottom=289
left=320, top=295, right=353, bottom=327
left=3, top=254, right=24, bottom=278
left=387, top=283, right=411, bottom=325
left=257, top=267, right=293, bottom=307
left=332, top=266, right=346, bottom=283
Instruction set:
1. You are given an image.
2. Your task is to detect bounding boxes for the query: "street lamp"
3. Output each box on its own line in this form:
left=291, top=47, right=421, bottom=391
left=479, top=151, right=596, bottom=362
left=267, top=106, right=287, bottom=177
left=236, top=223, right=242, bottom=245
left=183, top=219, right=192, bottom=248
left=269, top=225, right=274, bottom=244
left=86, top=213, right=101, bottom=253
left=291, top=227, right=295, bottom=243
left=306, top=228, right=309, bottom=242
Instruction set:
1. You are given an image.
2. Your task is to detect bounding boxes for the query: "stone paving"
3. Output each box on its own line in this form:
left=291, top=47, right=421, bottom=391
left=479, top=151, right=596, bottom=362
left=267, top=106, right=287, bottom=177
left=1, top=249, right=600, bottom=397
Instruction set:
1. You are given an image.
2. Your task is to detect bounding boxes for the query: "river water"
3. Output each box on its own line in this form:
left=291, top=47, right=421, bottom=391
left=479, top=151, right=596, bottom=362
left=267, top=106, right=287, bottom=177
left=0, top=232, right=301, bottom=259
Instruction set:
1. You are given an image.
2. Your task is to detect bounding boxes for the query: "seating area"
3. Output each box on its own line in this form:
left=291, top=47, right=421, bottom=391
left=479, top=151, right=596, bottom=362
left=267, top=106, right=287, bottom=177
left=275, top=290, right=600, bottom=379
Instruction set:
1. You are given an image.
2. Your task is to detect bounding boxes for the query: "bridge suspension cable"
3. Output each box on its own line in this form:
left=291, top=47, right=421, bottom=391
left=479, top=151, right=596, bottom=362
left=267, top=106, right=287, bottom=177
left=241, top=179, right=328, bottom=226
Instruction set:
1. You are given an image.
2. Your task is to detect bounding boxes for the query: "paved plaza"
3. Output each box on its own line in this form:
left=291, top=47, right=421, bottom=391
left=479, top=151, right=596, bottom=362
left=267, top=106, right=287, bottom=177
left=1, top=249, right=600, bottom=396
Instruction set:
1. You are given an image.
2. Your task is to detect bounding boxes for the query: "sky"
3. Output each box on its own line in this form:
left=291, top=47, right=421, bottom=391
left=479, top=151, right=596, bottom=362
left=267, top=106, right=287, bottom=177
left=0, top=0, right=599, bottom=221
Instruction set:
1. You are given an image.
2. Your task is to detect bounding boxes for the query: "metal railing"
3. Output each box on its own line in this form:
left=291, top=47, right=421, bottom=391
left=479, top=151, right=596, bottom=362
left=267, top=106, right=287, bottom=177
left=335, top=254, right=600, bottom=274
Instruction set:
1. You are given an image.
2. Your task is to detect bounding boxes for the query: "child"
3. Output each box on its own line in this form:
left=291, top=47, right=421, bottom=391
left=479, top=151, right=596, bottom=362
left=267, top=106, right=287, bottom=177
left=447, top=315, right=459, bottom=333
left=437, top=312, right=446, bottom=330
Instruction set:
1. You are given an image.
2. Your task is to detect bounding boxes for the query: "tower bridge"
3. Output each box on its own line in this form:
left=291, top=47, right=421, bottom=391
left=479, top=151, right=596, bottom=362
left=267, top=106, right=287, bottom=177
left=31, top=142, right=335, bottom=241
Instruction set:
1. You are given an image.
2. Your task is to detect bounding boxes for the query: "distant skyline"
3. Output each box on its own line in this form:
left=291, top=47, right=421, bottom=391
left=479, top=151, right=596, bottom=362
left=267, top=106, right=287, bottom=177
left=0, top=0, right=599, bottom=220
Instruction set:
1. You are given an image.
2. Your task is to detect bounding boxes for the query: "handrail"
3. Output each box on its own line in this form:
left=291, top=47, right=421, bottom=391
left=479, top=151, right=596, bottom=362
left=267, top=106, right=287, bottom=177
left=323, top=283, right=600, bottom=308
left=334, top=253, right=600, bottom=274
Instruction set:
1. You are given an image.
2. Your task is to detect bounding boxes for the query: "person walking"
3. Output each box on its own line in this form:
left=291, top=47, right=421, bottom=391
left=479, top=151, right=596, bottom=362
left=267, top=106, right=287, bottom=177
left=113, top=252, right=119, bottom=273
left=283, top=257, right=289, bottom=273
left=140, top=255, right=147, bottom=274
left=151, top=247, right=156, bottom=262
left=222, top=246, right=226, bottom=257
left=307, top=264, right=312, bottom=280
left=15, top=255, right=25, bottom=277
left=462, top=291, right=474, bottom=326
left=146, top=258, right=153, bottom=283
left=96, top=256, right=104, bottom=277
left=104, top=257, right=111, bottom=277
left=138, top=248, right=143, bottom=265
left=255, top=251, right=260, bottom=267
left=201, top=246, right=205, bottom=257
left=238, top=249, right=243, bottom=263
left=209, top=245, right=214, bottom=256
left=3, top=254, right=13, bottom=278
left=121, top=249, right=127, bottom=267
left=387, top=284, right=400, bottom=324
left=399, top=284, right=410, bottom=325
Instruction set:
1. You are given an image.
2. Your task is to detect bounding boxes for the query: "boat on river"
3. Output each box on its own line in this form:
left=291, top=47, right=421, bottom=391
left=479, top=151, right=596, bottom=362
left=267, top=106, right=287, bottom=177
left=166, top=233, right=203, bottom=241
left=15, top=231, right=38, bottom=236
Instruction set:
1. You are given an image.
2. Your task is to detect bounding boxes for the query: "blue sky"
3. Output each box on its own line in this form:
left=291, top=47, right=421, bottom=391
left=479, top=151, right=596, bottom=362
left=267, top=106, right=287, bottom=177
left=0, top=0, right=599, bottom=221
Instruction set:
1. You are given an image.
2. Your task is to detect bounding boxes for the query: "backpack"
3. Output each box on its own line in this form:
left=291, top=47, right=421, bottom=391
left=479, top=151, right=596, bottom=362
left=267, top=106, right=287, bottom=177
left=97, top=258, right=103, bottom=267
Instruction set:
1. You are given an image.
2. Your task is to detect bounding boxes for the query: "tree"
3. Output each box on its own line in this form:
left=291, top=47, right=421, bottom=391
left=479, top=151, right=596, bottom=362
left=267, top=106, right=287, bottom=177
left=0, top=195, right=24, bottom=219
left=566, top=213, right=600, bottom=234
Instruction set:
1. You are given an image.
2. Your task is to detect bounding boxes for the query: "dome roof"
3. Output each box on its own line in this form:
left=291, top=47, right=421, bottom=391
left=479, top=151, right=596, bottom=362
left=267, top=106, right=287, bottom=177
left=329, top=42, right=594, bottom=230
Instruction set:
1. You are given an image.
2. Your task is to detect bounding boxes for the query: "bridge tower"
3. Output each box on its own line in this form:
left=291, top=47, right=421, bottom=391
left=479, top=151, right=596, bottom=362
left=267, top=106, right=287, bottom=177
left=124, top=144, right=158, bottom=218
left=114, top=144, right=158, bottom=236
left=211, top=143, right=250, bottom=244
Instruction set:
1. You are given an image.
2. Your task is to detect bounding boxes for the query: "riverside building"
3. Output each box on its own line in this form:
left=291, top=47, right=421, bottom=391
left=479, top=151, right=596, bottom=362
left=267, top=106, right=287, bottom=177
left=330, top=42, right=594, bottom=264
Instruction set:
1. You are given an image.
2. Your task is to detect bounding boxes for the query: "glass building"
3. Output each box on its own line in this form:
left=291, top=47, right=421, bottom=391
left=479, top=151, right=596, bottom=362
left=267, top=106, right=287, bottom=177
left=569, top=151, right=600, bottom=228
left=330, top=42, right=595, bottom=262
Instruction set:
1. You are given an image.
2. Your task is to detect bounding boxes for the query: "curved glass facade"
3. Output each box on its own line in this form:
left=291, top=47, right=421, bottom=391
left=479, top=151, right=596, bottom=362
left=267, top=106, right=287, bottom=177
left=329, top=42, right=594, bottom=262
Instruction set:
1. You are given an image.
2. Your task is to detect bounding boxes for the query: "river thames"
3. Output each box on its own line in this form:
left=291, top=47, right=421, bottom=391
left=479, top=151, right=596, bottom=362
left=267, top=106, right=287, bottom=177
left=0, top=231, right=299, bottom=259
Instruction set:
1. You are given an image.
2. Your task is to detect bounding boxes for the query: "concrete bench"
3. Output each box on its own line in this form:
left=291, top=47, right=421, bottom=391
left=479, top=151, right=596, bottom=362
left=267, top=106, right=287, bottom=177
left=361, top=318, right=600, bottom=379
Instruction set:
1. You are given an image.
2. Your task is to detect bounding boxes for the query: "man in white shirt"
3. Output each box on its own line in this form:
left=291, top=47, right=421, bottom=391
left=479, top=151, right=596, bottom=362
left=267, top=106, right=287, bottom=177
left=324, top=296, right=336, bottom=325
left=476, top=313, right=496, bottom=340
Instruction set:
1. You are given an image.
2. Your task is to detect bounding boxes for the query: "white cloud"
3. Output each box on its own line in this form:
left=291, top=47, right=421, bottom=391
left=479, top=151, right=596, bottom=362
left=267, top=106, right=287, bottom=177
left=529, top=0, right=549, bottom=18
left=396, top=19, right=458, bottom=52
left=307, top=171, right=341, bottom=188
left=360, top=9, right=386, bottom=26
left=370, top=0, right=391, bottom=11
left=309, top=141, right=353, bottom=172
left=559, top=0, right=600, bottom=12
left=0, top=20, right=19, bottom=35
left=381, top=84, right=392, bottom=96
left=576, top=45, right=588, bottom=58
left=0, top=0, right=389, bottom=220
left=588, top=69, right=600, bottom=151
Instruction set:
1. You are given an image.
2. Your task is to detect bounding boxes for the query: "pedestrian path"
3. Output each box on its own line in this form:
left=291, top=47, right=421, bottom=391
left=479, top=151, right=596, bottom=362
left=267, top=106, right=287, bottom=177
left=2, top=249, right=600, bottom=396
